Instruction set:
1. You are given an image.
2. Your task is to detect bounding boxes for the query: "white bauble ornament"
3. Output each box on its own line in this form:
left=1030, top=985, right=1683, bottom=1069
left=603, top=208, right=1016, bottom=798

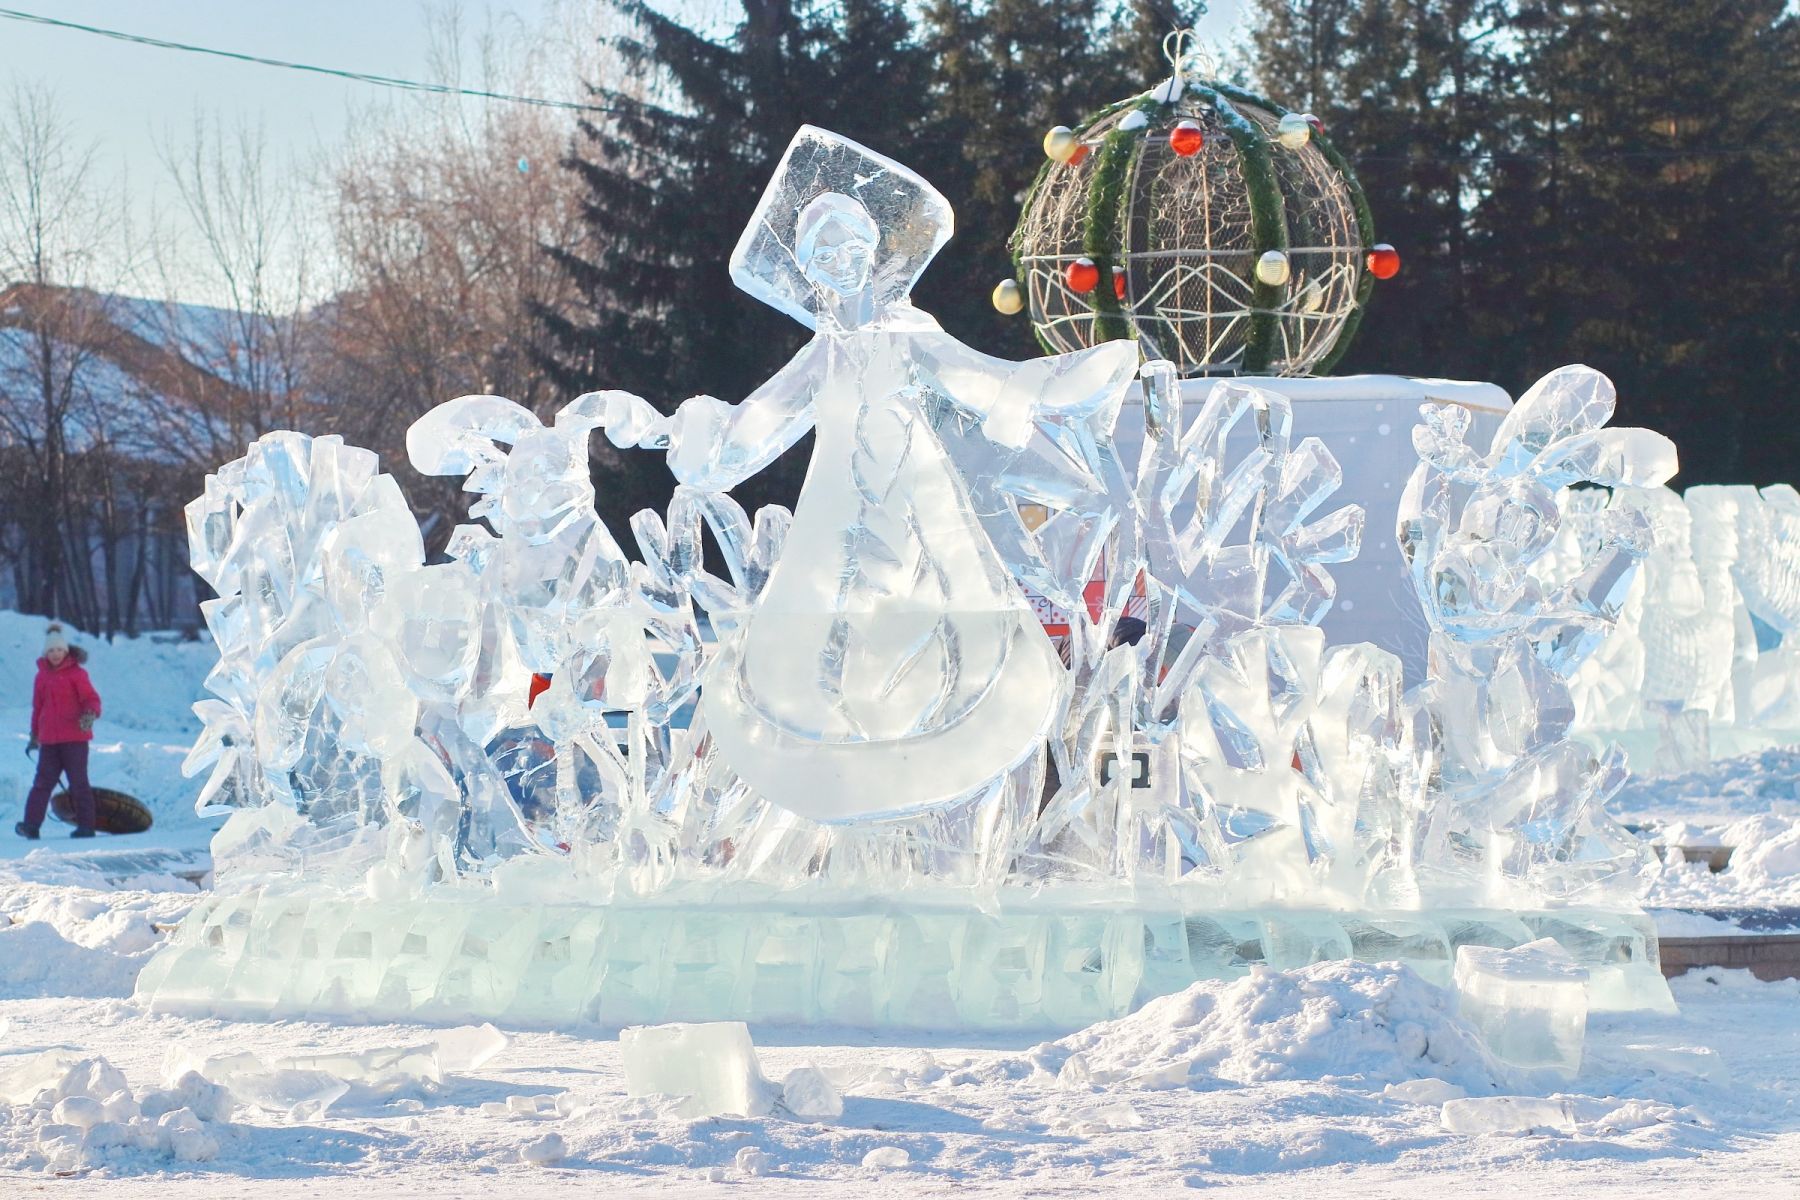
left=1255, top=250, right=1292, bottom=287
left=1276, top=113, right=1312, bottom=149
left=991, top=279, right=1024, bottom=315
left=1042, top=126, right=1078, bottom=163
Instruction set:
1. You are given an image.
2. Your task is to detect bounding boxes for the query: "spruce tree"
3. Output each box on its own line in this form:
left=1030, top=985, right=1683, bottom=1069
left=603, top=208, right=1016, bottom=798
left=538, top=0, right=935, bottom=533
left=1248, top=0, right=1512, bottom=382
left=914, top=0, right=1191, bottom=356
left=1475, top=0, right=1796, bottom=484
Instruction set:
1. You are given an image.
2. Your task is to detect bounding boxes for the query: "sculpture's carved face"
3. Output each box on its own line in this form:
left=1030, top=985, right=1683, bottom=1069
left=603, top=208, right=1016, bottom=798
left=800, top=212, right=876, bottom=298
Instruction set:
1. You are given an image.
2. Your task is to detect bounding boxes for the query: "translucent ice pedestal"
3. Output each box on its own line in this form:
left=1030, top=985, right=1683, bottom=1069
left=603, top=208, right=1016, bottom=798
left=1453, top=938, right=1589, bottom=1077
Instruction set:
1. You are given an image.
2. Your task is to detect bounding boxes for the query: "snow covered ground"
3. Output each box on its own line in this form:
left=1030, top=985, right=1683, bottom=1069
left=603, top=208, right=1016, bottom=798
left=3, top=615, right=1800, bottom=1194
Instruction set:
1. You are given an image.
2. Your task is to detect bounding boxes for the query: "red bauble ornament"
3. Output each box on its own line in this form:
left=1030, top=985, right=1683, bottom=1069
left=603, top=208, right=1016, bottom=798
left=1366, top=244, right=1401, bottom=280
left=1112, top=266, right=1127, bottom=301
left=1306, top=114, right=1326, bottom=137
left=1067, top=143, right=1091, bottom=167
left=1169, top=120, right=1204, bottom=157
left=1065, top=258, right=1100, bottom=294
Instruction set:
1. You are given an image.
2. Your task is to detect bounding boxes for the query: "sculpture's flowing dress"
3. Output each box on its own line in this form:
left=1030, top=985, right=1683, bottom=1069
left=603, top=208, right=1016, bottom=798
left=701, top=321, right=1080, bottom=815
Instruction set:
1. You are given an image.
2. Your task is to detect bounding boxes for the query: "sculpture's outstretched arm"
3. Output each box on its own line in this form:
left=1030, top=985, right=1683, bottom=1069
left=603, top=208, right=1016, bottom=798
left=919, top=334, right=1140, bottom=450
left=605, top=339, right=823, bottom=493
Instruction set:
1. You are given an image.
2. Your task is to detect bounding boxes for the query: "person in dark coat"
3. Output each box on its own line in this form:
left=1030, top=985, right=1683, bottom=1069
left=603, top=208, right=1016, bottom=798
left=17, top=623, right=102, bottom=840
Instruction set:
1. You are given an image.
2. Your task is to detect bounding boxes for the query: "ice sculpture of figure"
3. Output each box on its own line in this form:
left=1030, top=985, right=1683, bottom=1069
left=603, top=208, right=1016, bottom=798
left=611, top=128, right=1139, bottom=819
left=1399, top=365, right=1677, bottom=903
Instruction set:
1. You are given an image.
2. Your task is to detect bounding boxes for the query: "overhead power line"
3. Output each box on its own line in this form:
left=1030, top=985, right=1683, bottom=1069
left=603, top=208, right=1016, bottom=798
left=0, top=6, right=616, bottom=114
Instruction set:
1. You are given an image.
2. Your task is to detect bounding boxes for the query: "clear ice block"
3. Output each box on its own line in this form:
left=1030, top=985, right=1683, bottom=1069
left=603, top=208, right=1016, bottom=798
left=618, top=1021, right=780, bottom=1118
left=1452, top=937, right=1588, bottom=1076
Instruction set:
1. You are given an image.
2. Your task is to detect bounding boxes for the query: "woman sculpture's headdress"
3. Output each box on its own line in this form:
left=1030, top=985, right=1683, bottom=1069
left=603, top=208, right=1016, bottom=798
left=729, top=125, right=953, bottom=329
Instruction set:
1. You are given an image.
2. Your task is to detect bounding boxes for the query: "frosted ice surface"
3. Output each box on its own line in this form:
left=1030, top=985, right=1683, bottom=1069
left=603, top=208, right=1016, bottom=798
left=619, top=1022, right=780, bottom=1118
left=1440, top=1095, right=1576, bottom=1135
left=780, top=1066, right=844, bottom=1120
left=1453, top=937, right=1588, bottom=1076
left=433, top=1024, right=511, bottom=1072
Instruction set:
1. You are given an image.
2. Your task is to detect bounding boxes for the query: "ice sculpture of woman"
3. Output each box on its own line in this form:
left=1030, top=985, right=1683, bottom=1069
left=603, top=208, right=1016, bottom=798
left=623, top=127, right=1139, bottom=820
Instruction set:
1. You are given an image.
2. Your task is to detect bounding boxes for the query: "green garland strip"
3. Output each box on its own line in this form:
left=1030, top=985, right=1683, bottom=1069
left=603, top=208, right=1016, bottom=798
left=1083, top=98, right=1158, bottom=343
left=1211, top=81, right=1377, bottom=374
left=1011, top=96, right=1143, bottom=355
left=1193, top=84, right=1286, bottom=374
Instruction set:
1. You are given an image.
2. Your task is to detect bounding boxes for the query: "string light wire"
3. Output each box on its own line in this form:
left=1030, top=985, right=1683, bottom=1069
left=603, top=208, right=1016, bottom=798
left=0, top=6, right=618, bottom=114
left=2, top=6, right=1795, bottom=166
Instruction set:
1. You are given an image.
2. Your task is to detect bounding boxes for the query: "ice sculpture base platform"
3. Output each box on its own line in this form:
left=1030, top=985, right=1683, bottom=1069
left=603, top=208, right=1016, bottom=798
left=134, top=886, right=1673, bottom=1032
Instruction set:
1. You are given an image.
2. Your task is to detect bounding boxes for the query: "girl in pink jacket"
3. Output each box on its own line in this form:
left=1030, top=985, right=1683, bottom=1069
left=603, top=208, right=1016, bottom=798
left=16, top=623, right=102, bottom=839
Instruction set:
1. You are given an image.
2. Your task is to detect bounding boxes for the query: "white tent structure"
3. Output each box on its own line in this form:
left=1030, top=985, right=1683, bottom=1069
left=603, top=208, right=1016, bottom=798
left=1111, top=375, right=1512, bottom=680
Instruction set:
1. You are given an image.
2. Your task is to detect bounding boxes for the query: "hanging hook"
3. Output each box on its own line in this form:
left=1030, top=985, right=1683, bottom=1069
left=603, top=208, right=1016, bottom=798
left=1161, top=23, right=1216, bottom=87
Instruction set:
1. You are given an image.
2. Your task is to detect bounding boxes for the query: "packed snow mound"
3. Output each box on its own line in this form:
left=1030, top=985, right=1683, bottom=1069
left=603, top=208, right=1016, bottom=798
left=1641, top=809, right=1800, bottom=909
left=1612, top=744, right=1800, bottom=823
left=0, top=878, right=196, bottom=999
left=1029, top=961, right=1508, bottom=1095
left=0, top=1049, right=236, bottom=1172
left=1720, top=813, right=1800, bottom=885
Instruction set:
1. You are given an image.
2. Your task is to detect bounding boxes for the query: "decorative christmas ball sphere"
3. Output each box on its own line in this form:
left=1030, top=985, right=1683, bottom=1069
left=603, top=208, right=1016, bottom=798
left=1305, top=114, right=1325, bottom=136
left=1276, top=112, right=1312, bottom=149
left=991, top=278, right=1024, bottom=315
left=1065, top=257, right=1100, bottom=294
left=1010, top=77, right=1379, bottom=376
left=1169, top=119, right=1205, bottom=157
left=1255, top=250, right=1292, bottom=287
left=1043, top=126, right=1079, bottom=163
left=1367, top=243, right=1401, bottom=280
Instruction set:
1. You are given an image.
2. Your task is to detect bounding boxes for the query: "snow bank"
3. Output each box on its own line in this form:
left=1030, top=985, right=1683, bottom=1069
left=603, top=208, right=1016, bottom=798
left=1642, top=809, right=1800, bottom=909
left=1613, top=744, right=1800, bottom=824
left=1018, top=961, right=1508, bottom=1095
left=0, top=1050, right=237, bottom=1173
left=0, top=877, right=196, bottom=999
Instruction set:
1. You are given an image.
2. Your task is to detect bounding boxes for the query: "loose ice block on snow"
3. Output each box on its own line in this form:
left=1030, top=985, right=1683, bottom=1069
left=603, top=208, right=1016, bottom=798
left=1453, top=938, right=1588, bottom=1076
left=619, top=1022, right=779, bottom=1118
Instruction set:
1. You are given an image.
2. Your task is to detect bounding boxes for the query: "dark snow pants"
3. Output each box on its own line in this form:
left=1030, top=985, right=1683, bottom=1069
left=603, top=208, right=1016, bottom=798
left=24, top=741, right=94, bottom=831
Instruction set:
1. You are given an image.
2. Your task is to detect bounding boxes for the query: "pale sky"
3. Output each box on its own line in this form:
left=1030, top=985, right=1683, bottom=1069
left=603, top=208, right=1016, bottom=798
left=0, top=0, right=1243, bottom=306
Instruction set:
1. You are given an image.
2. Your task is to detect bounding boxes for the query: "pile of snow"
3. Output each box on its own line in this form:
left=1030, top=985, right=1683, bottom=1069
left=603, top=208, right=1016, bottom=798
left=0, top=1050, right=236, bottom=1172
left=1613, top=744, right=1800, bottom=824
left=0, top=877, right=196, bottom=1000
left=1643, top=810, right=1800, bottom=909
left=1017, top=961, right=1509, bottom=1095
